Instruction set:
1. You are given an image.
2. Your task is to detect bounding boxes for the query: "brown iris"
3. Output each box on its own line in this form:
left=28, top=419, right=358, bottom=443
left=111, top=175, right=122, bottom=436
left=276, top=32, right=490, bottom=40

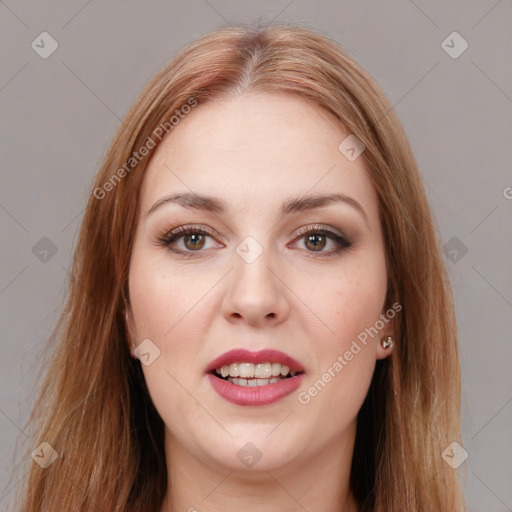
left=304, top=233, right=326, bottom=251
left=184, top=233, right=206, bottom=250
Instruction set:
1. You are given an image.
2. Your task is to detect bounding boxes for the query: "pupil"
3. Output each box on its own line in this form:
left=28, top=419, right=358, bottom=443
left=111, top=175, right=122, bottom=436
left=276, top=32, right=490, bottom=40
left=307, top=234, right=325, bottom=251
left=186, top=234, right=204, bottom=249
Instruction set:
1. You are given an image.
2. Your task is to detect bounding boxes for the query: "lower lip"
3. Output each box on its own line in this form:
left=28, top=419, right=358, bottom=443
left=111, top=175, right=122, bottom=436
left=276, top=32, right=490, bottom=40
left=207, top=373, right=305, bottom=406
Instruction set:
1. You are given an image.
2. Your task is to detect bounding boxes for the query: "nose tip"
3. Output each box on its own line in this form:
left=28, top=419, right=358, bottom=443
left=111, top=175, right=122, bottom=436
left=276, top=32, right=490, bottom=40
left=221, top=249, right=290, bottom=327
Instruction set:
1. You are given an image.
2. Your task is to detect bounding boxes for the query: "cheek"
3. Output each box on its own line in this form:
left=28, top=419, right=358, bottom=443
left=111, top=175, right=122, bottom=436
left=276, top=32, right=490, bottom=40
left=128, top=255, right=192, bottom=339
left=129, top=279, right=201, bottom=375
left=129, top=262, right=211, bottom=434
left=300, top=255, right=387, bottom=343
left=295, top=253, right=387, bottom=400
left=306, top=279, right=382, bottom=384
left=128, top=253, right=216, bottom=378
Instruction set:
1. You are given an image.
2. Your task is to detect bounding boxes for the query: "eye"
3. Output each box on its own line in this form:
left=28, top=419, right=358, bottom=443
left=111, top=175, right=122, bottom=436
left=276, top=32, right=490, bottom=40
left=156, top=224, right=352, bottom=258
left=291, top=225, right=352, bottom=257
left=156, top=225, right=221, bottom=256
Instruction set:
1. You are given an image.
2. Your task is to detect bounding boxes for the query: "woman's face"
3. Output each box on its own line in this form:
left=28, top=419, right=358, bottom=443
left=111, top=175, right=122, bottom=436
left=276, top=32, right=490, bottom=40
left=126, top=92, right=394, bottom=474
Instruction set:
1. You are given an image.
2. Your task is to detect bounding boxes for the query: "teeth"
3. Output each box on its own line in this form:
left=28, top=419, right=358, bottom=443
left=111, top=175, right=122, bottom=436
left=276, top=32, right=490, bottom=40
left=226, top=377, right=283, bottom=386
left=238, top=363, right=254, bottom=378
left=255, top=363, right=272, bottom=378
left=216, top=362, right=298, bottom=379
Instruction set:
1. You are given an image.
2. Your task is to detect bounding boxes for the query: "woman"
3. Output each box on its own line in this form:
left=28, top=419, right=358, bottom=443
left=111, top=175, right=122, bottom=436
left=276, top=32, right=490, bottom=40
left=16, top=24, right=466, bottom=511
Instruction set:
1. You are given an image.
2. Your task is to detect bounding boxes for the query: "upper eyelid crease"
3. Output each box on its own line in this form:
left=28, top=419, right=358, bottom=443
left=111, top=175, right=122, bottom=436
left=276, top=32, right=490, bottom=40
left=147, top=192, right=369, bottom=229
left=157, top=225, right=351, bottom=258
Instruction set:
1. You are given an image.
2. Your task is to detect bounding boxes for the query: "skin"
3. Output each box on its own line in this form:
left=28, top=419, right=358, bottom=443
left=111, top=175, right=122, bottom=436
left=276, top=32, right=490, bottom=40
left=125, top=92, right=394, bottom=512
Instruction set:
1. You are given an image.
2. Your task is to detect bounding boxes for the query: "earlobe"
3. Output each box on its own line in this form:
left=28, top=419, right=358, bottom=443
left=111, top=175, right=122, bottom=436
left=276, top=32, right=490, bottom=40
left=375, top=307, right=396, bottom=360
left=376, top=335, right=395, bottom=360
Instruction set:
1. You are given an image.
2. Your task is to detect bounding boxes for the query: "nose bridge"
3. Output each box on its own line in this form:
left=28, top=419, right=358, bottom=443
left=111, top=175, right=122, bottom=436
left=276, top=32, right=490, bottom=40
left=222, top=234, right=289, bottom=324
left=233, top=234, right=276, bottom=296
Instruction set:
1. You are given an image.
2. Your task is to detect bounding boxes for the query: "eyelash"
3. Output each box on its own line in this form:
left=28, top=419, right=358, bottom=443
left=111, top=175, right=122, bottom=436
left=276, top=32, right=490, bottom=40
left=156, top=224, right=352, bottom=258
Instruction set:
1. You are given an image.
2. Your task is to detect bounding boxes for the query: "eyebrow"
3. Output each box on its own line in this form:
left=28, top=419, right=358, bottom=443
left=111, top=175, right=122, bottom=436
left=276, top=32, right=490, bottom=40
left=147, top=192, right=369, bottom=226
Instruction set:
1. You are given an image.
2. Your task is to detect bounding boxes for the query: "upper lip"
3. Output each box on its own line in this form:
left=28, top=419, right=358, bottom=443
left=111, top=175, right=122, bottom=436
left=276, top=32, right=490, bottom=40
left=206, top=348, right=305, bottom=374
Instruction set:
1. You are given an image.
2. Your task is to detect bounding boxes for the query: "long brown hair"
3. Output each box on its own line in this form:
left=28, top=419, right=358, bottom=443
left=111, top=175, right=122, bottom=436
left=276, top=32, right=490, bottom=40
left=13, top=23, right=465, bottom=511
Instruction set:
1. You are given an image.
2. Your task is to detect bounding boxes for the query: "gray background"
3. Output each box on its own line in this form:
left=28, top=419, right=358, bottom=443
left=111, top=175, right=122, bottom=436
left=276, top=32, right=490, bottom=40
left=1, top=1, right=511, bottom=510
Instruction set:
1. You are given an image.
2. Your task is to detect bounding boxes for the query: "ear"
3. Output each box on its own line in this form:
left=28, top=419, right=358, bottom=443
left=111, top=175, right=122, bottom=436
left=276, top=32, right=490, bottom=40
left=376, top=315, right=395, bottom=361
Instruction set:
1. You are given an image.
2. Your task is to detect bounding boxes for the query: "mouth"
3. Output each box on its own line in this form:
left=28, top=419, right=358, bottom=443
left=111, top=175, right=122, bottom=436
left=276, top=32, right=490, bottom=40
left=210, top=362, right=303, bottom=387
left=205, top=349, right=306, bottom=406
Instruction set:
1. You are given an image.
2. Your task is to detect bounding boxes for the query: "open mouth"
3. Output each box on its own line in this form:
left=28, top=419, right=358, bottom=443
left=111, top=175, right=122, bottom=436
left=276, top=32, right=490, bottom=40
left=210, top=362, right=303, bottom=387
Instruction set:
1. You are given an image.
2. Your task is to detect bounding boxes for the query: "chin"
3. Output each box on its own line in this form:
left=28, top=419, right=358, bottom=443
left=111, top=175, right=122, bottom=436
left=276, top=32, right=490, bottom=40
left=205, top=433, right=302, bottom=473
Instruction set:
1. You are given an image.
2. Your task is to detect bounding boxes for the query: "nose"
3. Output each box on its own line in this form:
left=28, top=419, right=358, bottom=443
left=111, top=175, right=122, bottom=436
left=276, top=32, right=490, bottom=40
left=221, top=244, right=290, bottom=328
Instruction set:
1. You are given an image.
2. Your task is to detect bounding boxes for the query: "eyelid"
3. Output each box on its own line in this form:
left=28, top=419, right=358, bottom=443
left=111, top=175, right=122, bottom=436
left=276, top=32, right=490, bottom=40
left=289, top=224, right=352, bottom=256
left=156, top=223, right=352, bottom=256
left=293, top=223, right=347, bottom=241
left=156, top=224, right=223, bottom=248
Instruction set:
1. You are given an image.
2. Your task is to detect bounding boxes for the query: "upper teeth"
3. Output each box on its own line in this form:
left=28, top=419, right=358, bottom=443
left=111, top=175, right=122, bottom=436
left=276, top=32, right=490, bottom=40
left=216, top=362, right=297, bottom=379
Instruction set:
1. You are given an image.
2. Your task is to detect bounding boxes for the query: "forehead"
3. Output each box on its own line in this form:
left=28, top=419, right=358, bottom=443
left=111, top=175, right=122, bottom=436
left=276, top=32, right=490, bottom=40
left=139, top=92, right=379, bottom=222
